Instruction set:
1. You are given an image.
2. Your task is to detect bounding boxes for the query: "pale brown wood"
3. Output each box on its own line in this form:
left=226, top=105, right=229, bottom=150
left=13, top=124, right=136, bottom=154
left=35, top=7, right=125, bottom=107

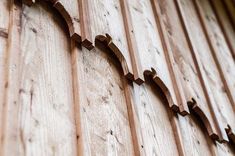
left=175, top=0, right=228, bottom=142
left=79, top=0, right=93, bottom=49
left=119, top=0, right=144, bottom=84
left=95, top=34, right=134, bottom=80
left=53, top=0, right=81, bottom=42
left=70, top=41, right=84, bottom=156
left=130, top=77, right=180, bottom=156
left=150, top=0, right=190, bottom=115
left=76, top=45, right=135, bottom=156
left=1, top=0, right=235, bottom=154
left=209, top=0, right=235, bottom=60
left=155, top=0, right=208, bottom=117
left=126, top=0, right=180, bottom=112
left=177, top=115, right=217, bottom=156
left=195, top=0, right=235, bottom=143
left=2, top=2, right=77, bottom=155
left=196, top=0, right=235, bottom=110
left=83, top=0, right=135, bottom=81
left=23, top=0, right=82, bottom=42
left=0, top=0, right=11, bottom=154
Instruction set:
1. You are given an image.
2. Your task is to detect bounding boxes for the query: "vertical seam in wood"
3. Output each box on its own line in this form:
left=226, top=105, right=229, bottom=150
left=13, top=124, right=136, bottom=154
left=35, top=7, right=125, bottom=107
left=174, top=0, right=227, bottom=142
left=208, top=0, right=235, bottom=59
left=119, top=0, right=144, bottom=85
left=1, top=0, right=21, bottom=155
left=169, top=112, right=186, bottom=156
left=193, top=0, right=235, bottom=112
left=122, top=79, right=141, bottom=156
left=70, top=42, right=84, bottom=156
left=150, top=0, right=189, bottom=116
left=78, top=0, right=94, bottom=50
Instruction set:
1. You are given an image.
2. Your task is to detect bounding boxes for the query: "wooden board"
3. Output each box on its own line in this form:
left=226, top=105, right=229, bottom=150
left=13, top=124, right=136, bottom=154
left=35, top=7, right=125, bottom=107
left=210, top=0, right=235, bottom=59
left=79, top=0, right=134, bottom=80
left=0, top=0, right=10, bottom=153
left=131, top=81, right=181, bottom=156
left=176, top=0, right=233, bottom=142
left=196, top=0, right=235, bottom=142
left=1, top=2, right=77, bottom=155
left=0, top=0, right=235, bottom=155
left=75, top=45, right=135, bottom=156
left=126, top=0, right=181, bottom=113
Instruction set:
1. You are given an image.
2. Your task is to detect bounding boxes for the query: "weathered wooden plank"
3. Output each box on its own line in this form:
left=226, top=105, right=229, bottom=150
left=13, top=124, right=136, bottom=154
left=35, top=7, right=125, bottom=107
left=2, top=2, right=77, bottom=155
left=1, top=0, right=235, bottom=154
left=197, top=0, right=235, bottom=108
left=79, top=0, right=93, bottom=49
left=178, top=114, right=235, bottom=155
left=79, top=0, right=134, bottom=80
left=119, top=0, right=144, bottom=84
left=70, top=41, right=84, bottom=156
left=175, top=0, right=229, bottom=142
left=126, top=0, right=180, bottom=112
left=150, top=0, right=190, bottom=115
left=0, top=0, right=10, bottom=153
left=53, top=0, right=81, bottom=42
left=130, top=79, right=181, bottom=156
left=195, top=0, right=235, bottom=142
left=155, top=0, right=214, bottom=117
left=76, top=45, right=135, bottom=155
left=209, top=0, right=235, bottom=59
left=214, top=142, right=235, bottom=156
left=23, top=0, right=82, bottom=42
left=0, top=0, right=10, bottom=31
left=177, top=115, right=216, bottom=156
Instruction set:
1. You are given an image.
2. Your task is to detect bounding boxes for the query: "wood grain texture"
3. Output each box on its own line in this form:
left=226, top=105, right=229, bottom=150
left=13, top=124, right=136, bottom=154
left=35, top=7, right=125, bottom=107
left=195, top=0, right=235, bottom=142
left=0, top=0, right=10, bottom=154
left=126, top=0, right=180, bottom=112
left=76, top=45, right=135, bottom=156
left=53, top=0, right=81, bottom=42
left=1, top=0, right=235, bottom=155
left=130, top=78, right=181, bottom=156
left=2, top=2, right=77, bottom=155
left=119, top=0, right=144, bottom=84
left=150, top=0, right=190, bottom=115
left=80, top=0, right=134, bottom=81
left=95, top=34, right=134, bottom=80
left=23, top=0, right=82, bottom=42
left=209, top=0, right=235, bottom=60
left=175, top=0, right=231, bottom=142
left=70, top=41, right=84, bottom=156
left=79, top=0, right=93, bottom=49
left=177, top=114, right=217, bottom=156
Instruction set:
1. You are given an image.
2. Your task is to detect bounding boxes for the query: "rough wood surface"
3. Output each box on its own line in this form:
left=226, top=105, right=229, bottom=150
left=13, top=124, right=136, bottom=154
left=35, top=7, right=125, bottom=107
left=126, top=0, right=182, bottom=113
left=81, top=0, right=134, bottom=80
left=209, top=0, right=235, bottom=60
left=1, top=2, right=77, bottom=155
left=0, top=0, right=10, bottom=153
left=131, top=80, right=182, bottom=156
left=175, top=0, right=232, bottom=142
left=53, top=0, right=81, bottom=42
left=76, top=45, right=135, bottom=156
left=154, top=0, right=207, bottom=117
left=1, top=0, right=235, bottom=155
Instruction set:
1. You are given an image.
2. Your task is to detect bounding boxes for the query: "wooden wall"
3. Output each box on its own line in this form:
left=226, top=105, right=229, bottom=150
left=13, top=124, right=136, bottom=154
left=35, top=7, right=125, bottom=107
left=0, top=0, right=234, bottom=155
